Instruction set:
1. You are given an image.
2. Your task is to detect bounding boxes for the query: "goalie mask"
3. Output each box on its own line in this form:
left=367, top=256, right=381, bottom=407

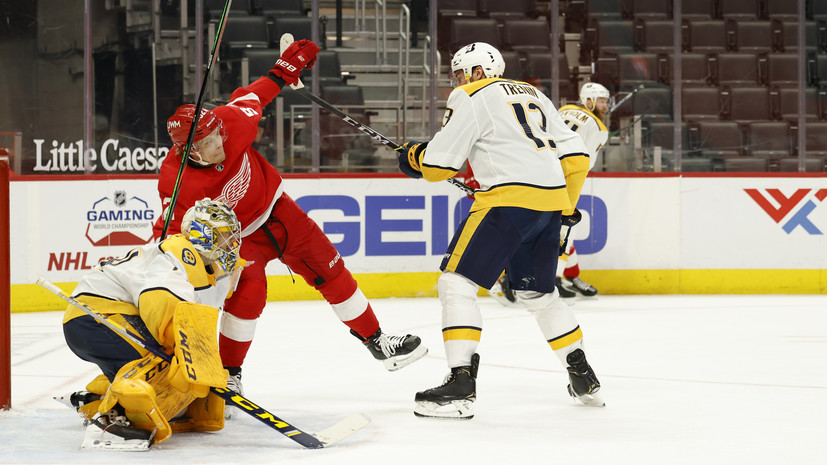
left=181, top=198, right=241, bottom=273
left=166, top=105, right=227, bottom=165
left=450, top=42, right=505, bottom=87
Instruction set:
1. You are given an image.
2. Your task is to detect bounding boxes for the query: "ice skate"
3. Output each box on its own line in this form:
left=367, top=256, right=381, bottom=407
left=80, top=408, right=153, bottom=451
left=568, top=277, right=598, bottom=297
left=557, top=277, right=577, bottom=301
left=414, top=353, right=479, bottom=419
left=224, top=366, right=243, bottom=419
left=352, top=328, right=428, bottom=371
left=488, top=273, right=518, bottom=307
left=565, top=349, right=605, bottom=407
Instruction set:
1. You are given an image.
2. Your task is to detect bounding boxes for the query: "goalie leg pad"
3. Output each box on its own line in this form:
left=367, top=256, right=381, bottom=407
left=77, top=373, right=110, bottom=420
left=169, top=301, right=227, bottom=396
left=99, top=353, right=200, bottom=444
left=107, top=377, right=173, bottom=444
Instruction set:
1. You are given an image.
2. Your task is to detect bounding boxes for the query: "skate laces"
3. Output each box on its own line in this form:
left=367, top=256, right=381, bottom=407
left=227, top=372, right=243, bottom=394
left=375, top=333, right=406, bottom=358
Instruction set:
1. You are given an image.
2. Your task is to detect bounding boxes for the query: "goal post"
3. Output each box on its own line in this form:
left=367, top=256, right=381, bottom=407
left=1, top=149, right=10, bottom=410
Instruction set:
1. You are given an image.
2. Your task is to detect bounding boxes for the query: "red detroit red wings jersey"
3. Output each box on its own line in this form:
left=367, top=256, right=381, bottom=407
left=154, top=77, right=284, bottom=239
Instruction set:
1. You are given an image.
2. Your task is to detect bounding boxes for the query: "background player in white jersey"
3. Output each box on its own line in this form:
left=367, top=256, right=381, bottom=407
left=398, top=42, right=605, bottom=419
left=61, top=199, right=244, bottom=449
left=555, top=82, right=611, bottom=299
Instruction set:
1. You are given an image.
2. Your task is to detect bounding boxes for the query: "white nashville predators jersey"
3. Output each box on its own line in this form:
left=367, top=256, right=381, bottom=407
left=68, top=235, right=231, bottom=321
left=419, top=78, right=589, bottom=213
left=558, top=104, right=609, bottom=170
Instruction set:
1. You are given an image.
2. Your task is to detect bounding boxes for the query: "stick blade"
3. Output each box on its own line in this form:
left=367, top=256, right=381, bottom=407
left=312, top=413, right=371, bottom=447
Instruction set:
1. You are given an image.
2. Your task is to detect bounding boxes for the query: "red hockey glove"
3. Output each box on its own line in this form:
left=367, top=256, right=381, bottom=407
left=461, top=165, right=480, bottom=200
left=270, top=39, right=319, bottom=86
left=398, top=140, right=427, bottom=179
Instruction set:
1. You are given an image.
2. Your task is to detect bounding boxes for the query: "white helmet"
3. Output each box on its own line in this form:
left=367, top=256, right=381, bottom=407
left=579, top=82, right=610, bottom=111
left=450, top=42, right=505, bottom=86
left=181, top=198, right=241, bottom=273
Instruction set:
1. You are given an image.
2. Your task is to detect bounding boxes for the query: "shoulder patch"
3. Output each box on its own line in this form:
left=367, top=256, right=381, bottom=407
left=181, top=248, right=197, bottom=266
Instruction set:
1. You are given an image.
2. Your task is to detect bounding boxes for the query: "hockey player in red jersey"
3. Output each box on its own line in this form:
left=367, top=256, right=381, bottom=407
left=153, top=39, right=427, bottom=409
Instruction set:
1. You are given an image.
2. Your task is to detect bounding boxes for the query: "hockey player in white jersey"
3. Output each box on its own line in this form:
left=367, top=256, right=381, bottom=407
left=60, top=198, right=244, bottom=449
left=554, top=82, right=611, bottom=299
left=398, top=42, right=605, bottom=419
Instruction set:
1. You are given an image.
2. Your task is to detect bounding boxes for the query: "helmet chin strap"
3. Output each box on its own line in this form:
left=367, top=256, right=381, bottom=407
left=187, top=150, right=212, bottom=166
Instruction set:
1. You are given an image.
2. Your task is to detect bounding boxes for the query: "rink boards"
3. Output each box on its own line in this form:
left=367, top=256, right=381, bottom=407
left=9, top=173, right=827, bottom=311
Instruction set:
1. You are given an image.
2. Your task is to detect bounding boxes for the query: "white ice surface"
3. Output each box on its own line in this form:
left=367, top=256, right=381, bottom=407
left=3, top=295, right=827, bottom=464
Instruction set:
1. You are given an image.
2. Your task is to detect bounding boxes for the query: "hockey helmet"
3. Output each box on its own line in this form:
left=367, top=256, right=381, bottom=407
left=166, top=104, right=226, bottom=153
left=181, top=198, right=241, bottom=273
left=579, top=82, right=611, bottom=111
left=450, top=42, right=505, bottom=86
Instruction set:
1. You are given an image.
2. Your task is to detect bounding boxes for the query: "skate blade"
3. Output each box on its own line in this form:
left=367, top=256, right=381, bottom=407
left=384, top=345, right=429, bottom=371
left=413, top=400, right=475, bottom=419
left=80, top=424, right=151, bottom=451
left=568, top=386, right=606, bottom=407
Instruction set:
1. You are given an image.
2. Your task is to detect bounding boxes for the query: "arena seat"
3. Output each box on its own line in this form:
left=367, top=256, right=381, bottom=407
left=587, top=0, right=628, bottom=19
left=502, top=18, right=551, bottom=54
left=682, top=19, right=727, bottom=54
left=682, top=87, right=724, bottom=120
left=478, top=0, right=539, bottom=21
left=256, top=0, right=303, bottom=17
left=727, top=20, right=773, bottom=53
left=724, top=86, right=772, bottom=122
left=628, top=0, right=671, bottom=19
left=442, top=17, right=502, bottom=55
left=719, top=0, right=760, bottom=20
left=634, top=19, right=674, bottom=54
left=681, top=0, right=715, bottom=20
left=713, top=53, right=760, bottom=87
left=765, top=0, right=798, bottom=21
left=221, top=16, right=271, bottom=58
left=748, top=121, right=792, bottom=160
left=694, top=120, right=745, bottom=159
left=773, top=87, right=820, bottom=122
left=778, top=157, right=825, bottom=172
left=723, top=157, right=768, bottom=172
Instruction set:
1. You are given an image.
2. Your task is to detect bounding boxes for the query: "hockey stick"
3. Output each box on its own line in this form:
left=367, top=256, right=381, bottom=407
left=279, top=34, right=474, bottom=196
left=606, top=84, right=645, bottom=116
left=160, top=0, right=232, bottom=239
left=37, top=277, right=369, bottom=448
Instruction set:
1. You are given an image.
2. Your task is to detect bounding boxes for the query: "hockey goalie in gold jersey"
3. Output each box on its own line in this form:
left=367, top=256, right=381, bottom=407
left=59, top=198, right=245, bottom=450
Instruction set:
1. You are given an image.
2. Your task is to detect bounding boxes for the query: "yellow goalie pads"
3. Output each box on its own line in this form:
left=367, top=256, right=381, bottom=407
left=98, top=301, right=228, bottom=444
left=167, top=301, right=228, bottom=395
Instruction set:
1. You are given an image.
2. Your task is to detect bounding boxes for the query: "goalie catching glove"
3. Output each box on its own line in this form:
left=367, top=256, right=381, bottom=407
left=398, top=140, right=428, bottom=179
left=269, top=39, right=319, bottom=86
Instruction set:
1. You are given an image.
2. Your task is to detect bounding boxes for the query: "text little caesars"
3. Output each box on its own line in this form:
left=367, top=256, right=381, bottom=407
left=32, top=138, right=169, bottom=172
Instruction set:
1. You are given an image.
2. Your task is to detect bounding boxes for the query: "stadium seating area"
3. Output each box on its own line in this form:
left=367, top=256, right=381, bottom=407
left=190, top=0, right=827, bottom=172
left=564, top=0, right=827, bottom=171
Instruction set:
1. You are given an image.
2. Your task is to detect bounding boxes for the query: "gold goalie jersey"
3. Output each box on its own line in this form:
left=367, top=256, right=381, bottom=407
left=63, top=234, right=234, bottom=348
left=419, top=78, right=590, bottom=214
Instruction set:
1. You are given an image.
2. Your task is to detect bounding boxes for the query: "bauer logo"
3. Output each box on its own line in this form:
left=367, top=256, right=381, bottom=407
left=745, top=188, right=827, bottom=234
left=85, top=192, right=156, bottom=246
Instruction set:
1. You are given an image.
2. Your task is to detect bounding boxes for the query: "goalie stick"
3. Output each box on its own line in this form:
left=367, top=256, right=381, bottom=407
left=37, top=277, right=369, bottom=449
left=279, top=33, right=474, bottom=196
left=160, top=0, right=231, bottom=239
